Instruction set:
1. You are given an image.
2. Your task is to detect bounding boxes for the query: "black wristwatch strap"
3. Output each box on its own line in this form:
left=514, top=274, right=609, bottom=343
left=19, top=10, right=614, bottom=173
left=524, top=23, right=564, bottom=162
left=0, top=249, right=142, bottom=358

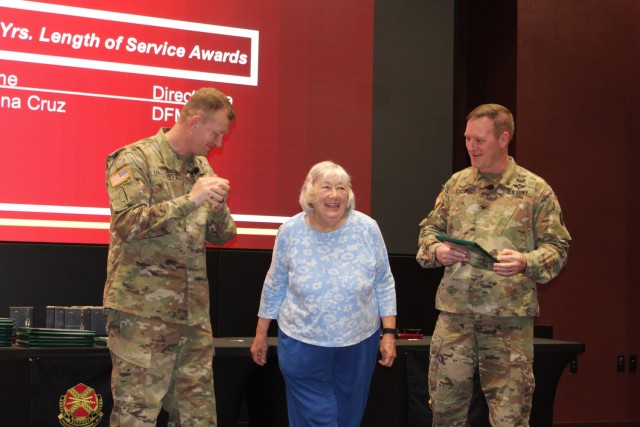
left=382, top=328, right=399, bottom=338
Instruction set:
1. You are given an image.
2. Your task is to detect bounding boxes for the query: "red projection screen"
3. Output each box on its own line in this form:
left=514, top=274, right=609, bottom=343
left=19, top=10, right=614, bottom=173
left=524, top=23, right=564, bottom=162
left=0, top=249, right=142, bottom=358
left=0, top=1, right=373, bottom=249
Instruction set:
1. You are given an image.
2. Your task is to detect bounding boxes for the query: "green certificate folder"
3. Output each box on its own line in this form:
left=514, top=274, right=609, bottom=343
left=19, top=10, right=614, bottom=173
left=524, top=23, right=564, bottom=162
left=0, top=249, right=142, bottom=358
left=435, top=235, right=498, bottom=270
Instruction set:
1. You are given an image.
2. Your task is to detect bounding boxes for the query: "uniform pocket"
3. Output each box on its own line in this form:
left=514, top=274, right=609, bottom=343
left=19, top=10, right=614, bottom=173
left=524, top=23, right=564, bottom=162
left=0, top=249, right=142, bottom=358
left=106, top=310, right=152, bottom=369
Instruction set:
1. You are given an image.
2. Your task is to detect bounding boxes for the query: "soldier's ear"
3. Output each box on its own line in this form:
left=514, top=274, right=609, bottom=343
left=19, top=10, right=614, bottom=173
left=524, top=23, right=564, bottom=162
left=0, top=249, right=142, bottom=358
left=187, top=114, right=202, bottom=131
left=498, top=131, right=510, bottom=148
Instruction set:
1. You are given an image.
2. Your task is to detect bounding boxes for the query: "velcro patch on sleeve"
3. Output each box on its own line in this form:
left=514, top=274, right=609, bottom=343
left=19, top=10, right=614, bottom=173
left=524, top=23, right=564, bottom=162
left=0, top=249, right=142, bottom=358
left=109, top=166, right=131, bottom=188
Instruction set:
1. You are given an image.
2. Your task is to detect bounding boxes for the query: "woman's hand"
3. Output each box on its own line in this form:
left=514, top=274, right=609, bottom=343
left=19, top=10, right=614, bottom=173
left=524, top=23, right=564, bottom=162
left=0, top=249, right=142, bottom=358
left=378, top=335, right=397, bottom=367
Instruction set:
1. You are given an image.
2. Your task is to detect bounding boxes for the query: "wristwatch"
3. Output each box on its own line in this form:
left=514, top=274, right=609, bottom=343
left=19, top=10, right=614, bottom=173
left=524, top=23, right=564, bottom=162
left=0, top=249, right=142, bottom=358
left=381, top=328, right=399, bottom=338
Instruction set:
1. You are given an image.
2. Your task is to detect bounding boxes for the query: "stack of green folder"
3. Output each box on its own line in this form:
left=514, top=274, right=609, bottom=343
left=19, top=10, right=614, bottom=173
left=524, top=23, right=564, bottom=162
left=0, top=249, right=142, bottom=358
left=0, top=318, right=14, bottom=347
left=16, top=327, right=96, bottom=347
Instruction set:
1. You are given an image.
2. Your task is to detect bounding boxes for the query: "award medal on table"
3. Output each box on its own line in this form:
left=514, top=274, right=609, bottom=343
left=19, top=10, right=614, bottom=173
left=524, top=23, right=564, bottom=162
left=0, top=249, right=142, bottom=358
left=58, top=383, right=104, bottom=427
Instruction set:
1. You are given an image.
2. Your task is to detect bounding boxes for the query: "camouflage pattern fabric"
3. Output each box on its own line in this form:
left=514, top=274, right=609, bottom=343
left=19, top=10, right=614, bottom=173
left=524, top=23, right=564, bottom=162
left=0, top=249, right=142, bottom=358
left=104, top=128, right=235, bottom=426
left=429, top=313, right=534, bottom=427
left=107, top=310, right=217, bottom=426
left=416, top=157, right=569, bottom=426
left=416, top=157, right=570, bottom=317
left=103, top=128, right=236, bottom=325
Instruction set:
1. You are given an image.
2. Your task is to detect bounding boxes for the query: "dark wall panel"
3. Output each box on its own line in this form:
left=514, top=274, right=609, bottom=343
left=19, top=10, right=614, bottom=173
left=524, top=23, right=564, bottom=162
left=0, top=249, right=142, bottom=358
left=388, top=255, right=441, bottom=335
left=214, top=249, right=273, bottom=337
left=516, top=1, right=640, bottom=423
left=0, top=242, right=107, bottom=327
left=372, top=0, right=455, bottom=255
left=454, top=0, right=518, bottom=169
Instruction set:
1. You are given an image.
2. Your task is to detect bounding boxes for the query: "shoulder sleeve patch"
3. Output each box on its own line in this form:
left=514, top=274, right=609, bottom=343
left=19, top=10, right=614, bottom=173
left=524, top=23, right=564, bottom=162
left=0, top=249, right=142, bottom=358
left=109, top=166, right=131, bottom=188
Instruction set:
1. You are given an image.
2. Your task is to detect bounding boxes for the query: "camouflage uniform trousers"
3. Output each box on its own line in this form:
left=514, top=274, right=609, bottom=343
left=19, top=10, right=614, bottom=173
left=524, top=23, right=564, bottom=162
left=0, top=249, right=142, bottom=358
left=107, top=310, right=217, bottom=427
left=428, top=312, right=534, bottom=427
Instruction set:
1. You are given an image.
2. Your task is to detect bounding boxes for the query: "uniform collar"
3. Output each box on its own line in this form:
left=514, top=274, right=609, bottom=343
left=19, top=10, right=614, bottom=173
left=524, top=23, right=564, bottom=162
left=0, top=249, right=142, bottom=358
left=156, top=128, right=197, bottom=173
left=466, top=157, right=518, bottom=189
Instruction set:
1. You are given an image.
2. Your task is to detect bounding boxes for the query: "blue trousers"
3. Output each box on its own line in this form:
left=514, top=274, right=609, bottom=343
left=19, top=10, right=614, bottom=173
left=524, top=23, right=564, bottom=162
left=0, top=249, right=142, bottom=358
left=277, top=329, right=379, bottom=427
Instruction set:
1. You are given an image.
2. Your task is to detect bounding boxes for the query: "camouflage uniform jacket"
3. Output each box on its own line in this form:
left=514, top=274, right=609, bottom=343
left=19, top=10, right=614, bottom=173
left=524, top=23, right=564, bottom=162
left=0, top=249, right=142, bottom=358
left=104, top=128, right=236, bottom=326
left=416, top=158, right=570, bottom=317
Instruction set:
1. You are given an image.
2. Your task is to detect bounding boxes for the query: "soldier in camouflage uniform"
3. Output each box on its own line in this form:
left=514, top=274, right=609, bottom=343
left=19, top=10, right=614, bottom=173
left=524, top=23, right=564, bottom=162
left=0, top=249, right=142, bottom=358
left=104, top=87, right=237, bottom=426
left=416, top=104, right=570, bottom=426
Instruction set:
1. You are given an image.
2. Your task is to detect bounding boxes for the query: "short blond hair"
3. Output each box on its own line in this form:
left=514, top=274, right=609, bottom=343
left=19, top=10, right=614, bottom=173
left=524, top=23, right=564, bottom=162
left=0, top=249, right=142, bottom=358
left=467, top=103, right=514, bottom=142
left=299, top=161, right=355, bottom=214
left=180, top=87, right=235, bottom=123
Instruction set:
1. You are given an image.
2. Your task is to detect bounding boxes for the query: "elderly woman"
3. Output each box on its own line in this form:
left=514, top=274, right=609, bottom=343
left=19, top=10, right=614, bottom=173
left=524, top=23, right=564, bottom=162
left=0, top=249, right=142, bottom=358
left=250, top=160, right=397, bottom=427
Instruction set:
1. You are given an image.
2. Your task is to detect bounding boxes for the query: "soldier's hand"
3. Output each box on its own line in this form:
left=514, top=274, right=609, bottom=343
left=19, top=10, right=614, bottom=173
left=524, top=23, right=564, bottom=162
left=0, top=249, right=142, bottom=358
left=494, top=249, right=527, bottom=276
left=435, top=242, right=469, bottom=266
left=189, top=175, right=230, bottom=209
